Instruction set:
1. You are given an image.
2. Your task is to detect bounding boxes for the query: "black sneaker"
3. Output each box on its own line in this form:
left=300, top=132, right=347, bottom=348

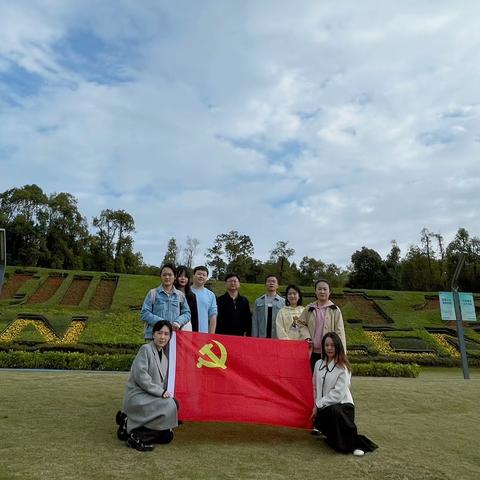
left=116, top=411, right=128, bottom=441
left=127, top=433, right=155, bottom=452
left=117, top=423, right=128, bottom=441
left=116, top=410, right=127, bottom=426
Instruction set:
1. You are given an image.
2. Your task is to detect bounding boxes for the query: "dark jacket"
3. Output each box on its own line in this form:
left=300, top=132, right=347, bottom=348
left=186, top=290, right=199, bottom=332
left=216, top=292, right=252, bottom=336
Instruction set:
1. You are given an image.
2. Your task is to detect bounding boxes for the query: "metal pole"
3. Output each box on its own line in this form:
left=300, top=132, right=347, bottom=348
left=0, top=228, right=6, bottom=295
left=451, top=253, right=469, bottom=379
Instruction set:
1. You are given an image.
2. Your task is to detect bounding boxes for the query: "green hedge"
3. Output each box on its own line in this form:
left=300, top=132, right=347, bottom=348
left=0, top=350, right=134, bottom=371
left=0, top=341, right=139, bottom=355
left=0, top=350, right=419, bottom=377
left=350, top=353, right=480, bottom=367
left=352, top=362, right=420, bottom=378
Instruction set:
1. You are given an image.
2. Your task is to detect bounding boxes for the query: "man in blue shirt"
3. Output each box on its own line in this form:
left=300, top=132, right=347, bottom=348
left=190, top=265, right=217, bottom=333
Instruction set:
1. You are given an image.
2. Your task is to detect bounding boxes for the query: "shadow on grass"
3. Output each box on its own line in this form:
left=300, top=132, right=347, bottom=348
left=173, top=421, right=315, bottom=446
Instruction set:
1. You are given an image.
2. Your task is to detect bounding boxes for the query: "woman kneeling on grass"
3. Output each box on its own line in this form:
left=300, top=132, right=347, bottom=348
left=116, top=320, right=178, bottom=451
left=311, top=332, right=377, bottom=457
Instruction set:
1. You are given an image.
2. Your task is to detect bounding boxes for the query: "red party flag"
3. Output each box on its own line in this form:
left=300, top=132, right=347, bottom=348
left=167, top=331, right=313, bottom=428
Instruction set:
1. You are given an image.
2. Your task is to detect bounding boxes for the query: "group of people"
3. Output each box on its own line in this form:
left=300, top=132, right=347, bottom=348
left=116, top=264, right=377, bottom=456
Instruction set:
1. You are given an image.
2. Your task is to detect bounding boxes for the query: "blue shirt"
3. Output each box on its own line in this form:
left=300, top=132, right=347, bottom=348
left=140, top=285, right=191, bottom=339
left=190, top=287, right=217, bottom=333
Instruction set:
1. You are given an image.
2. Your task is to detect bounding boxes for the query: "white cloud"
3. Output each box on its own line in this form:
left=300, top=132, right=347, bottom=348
left=1, top=0, right=480, bottom=268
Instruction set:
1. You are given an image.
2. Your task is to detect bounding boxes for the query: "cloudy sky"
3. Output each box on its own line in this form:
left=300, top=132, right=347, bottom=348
left=1, top=1, right=479, bottom=268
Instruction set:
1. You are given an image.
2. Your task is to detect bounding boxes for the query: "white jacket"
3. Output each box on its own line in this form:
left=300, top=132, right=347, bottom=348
left=313, top=359, right=354, bottom=409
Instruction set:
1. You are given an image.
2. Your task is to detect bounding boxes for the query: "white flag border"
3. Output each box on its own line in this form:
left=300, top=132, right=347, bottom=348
left=167, top=331, right=177, bottom=395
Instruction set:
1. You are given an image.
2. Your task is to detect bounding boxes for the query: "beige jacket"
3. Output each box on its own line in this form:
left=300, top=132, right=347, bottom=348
left=276, top=305, right=308, bottom=340
left=297, top=303, right=347, bottom=353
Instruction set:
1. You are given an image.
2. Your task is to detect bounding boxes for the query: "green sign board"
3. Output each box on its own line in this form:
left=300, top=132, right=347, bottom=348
left=439, top=292, right=477, bottom=322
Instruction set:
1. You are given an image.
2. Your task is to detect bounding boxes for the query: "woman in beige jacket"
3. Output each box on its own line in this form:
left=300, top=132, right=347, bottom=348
left=276, top=285, right=308, bottom=340
left=298, top=279, right=346, bottom=370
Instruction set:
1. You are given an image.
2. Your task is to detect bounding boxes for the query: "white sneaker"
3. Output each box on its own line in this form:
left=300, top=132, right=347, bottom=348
left=353, top=449, right=365, bottom=457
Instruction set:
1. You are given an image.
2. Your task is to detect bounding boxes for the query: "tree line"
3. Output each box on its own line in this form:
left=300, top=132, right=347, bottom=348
left=1, top=185, right=479, bottom=291
left=159, top=228, right=480, bottom=292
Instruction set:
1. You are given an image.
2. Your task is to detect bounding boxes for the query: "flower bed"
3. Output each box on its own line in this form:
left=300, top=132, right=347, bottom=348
left=0, top=318, right=86, bottom=344
left=89, top=277, right=118, bottom=310
left=59, top=276, right=93, bottom=306
left=0, top=273, right=33, bottom=299
left=27, top=275, right=66, bottom=304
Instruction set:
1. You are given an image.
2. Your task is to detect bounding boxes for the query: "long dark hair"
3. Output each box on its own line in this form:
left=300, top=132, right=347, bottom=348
left=321, top=332, right=351, bottom=372
left=174, top=265, right=193, bottom=296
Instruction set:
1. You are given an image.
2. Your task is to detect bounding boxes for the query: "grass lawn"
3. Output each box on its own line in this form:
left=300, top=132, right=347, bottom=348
left=1, top=368, right=479, bottom=480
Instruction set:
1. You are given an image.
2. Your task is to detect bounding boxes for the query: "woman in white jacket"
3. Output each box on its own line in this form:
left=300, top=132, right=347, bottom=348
left=311, top=332, right=377, bottom=456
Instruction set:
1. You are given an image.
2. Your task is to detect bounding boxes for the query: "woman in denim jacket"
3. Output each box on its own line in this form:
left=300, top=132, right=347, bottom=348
left=140, top=263, right=191, bottom=340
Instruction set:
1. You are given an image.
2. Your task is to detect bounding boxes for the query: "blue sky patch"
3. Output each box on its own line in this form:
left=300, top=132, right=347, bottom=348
left=53, top=28, right=137, bottom=84
left=0, top=62, right=44, bottom=97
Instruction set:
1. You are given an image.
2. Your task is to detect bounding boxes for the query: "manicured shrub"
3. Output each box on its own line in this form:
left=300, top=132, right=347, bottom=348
left=0, top=350, right=135, bottom=371
left=352, top=362, right=420, bottom=378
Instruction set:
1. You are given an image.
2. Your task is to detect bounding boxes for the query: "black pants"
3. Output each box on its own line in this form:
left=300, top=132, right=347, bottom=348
left=131, top=426, right=173, bottom=444
left=315, top=403, right=377, bottom=454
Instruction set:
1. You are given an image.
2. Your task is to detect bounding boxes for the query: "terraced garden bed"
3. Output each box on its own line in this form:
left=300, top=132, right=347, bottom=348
left=59, top=275, right=92, bottom=306
left=0, top=273, right=33, bottom=299
left=27, top=274, right=67, bottom=304
left=335, top=293, right=393, bottom=325
left=89, top=277, right=118, bottom=310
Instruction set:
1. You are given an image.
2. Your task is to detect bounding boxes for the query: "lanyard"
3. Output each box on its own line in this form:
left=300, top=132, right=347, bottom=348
left=319, top=361, right=337, bottom=398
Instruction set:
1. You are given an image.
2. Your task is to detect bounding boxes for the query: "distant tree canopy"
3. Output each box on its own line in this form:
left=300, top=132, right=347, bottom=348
left=1, top=185, right=479, bottom=291
left=0, top=185, right=141, bottom=273
left=347, top=228, right=480, bottom=292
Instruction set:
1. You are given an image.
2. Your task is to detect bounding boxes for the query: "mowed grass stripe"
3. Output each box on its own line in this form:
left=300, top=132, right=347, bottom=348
left=0, top=369, right=479, bottom=480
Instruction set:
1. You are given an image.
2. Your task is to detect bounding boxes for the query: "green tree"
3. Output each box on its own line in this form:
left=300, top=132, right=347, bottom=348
left=400, top=245, right=433, bottom=291
left=206, top=230, right=254, bottom=280
left=91, top=209, right=135, bottom=272
left=162, top=238, right=179, bottom=265
left=347, top=247, right=384, bottom=289
left=41, top=192, right=89, bottom=269
left=0, top=184, right=49, bottom=265
left=298, top=256, right=345, bottom=287
left=205, top=242, right=227, bottom=280
left=445, top=228, right=480, bottom=291
left=298, top=256, right=327, bottom=286
left=383, top=240, right=402, bottom=290
left=269, top=240, right=295, bottom=284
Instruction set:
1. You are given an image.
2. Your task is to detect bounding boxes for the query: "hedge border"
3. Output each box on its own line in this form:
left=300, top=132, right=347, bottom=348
left=0, top=350, right=420, bottom=377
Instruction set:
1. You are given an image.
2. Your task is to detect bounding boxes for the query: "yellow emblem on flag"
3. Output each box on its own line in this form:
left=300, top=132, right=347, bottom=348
left=197, top=340, right=227, bottom=369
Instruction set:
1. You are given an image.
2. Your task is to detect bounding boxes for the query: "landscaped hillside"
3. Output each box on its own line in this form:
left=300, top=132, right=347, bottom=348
left=1, top=266, right=479, bottom=367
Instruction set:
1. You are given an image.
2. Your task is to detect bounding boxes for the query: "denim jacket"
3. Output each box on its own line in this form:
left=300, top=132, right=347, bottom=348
left=251, top=294, right=285, bottom=338
left=140, top=285, right=191, bottom=339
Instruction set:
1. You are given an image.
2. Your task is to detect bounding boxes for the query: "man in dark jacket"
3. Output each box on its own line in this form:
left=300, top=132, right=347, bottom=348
left=216, top=273, right=252, bottom=336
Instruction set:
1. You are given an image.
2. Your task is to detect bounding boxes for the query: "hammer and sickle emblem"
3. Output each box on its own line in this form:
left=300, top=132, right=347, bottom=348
left=196, top=340, right=228, bottom=369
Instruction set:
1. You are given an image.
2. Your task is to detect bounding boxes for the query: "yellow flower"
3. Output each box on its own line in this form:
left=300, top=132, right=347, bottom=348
left=364, top=331, right=438, bottom=361
left=0, top=318, right=86, bottom=344
left=431, top=333, right=460, bottom=358
left=59, top=321, right=86, bottom=344
left=365, top=331, right=394, bottom=355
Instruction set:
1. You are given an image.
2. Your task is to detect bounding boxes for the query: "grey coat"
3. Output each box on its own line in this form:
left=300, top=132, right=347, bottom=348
left=123, top=342, right=178, bottom=432
left=251, top=294, right=285, bottom=338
